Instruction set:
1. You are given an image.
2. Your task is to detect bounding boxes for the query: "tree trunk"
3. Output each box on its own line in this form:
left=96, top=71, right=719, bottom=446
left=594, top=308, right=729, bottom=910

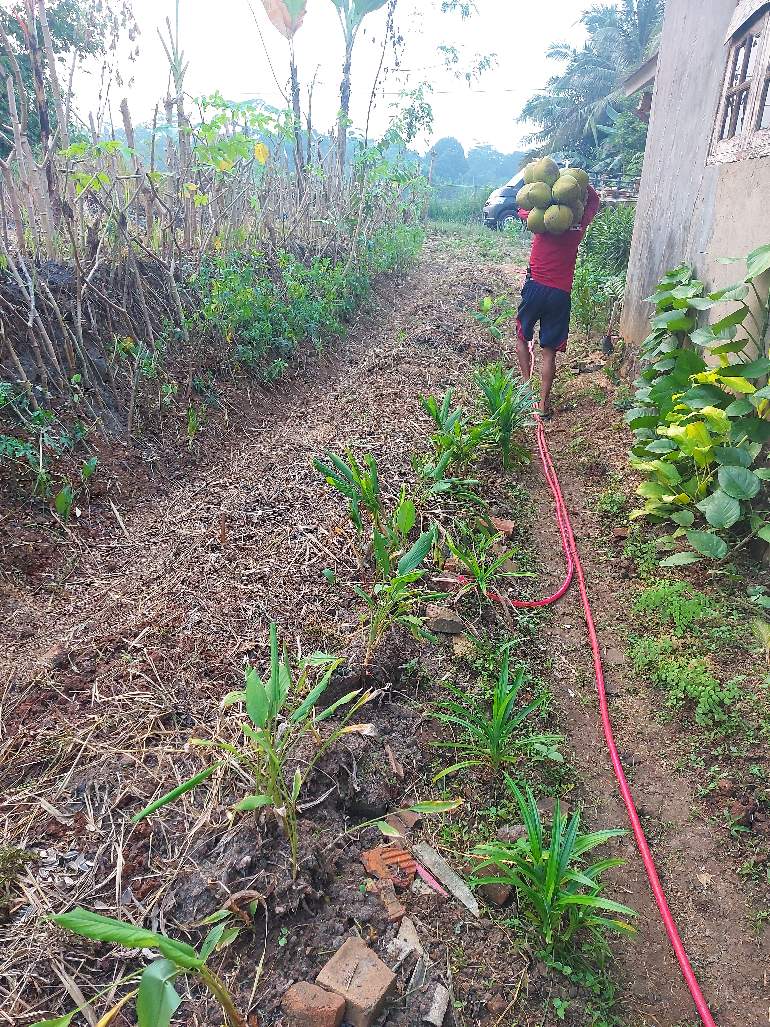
left=338, top=37, right=354, bottom=172
left=289, top=42, right=304, bottom=177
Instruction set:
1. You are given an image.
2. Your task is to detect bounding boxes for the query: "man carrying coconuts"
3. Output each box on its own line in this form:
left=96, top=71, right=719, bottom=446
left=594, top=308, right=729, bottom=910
left=514, top=156, right=600, bottom=419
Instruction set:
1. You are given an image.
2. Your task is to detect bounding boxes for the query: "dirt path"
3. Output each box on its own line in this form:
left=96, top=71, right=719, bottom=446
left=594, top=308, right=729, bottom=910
left=527, top=376, right=770, bottom=1025
left=2, top=233, right=768, bottom=1027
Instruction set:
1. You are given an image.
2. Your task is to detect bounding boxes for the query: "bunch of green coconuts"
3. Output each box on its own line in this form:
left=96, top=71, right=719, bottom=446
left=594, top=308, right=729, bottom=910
left=516, top=157, right=590, bottom=235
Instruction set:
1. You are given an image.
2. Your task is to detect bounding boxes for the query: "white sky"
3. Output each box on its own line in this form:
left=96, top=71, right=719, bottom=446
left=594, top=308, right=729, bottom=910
left=71, top=0, right=589, bottom=153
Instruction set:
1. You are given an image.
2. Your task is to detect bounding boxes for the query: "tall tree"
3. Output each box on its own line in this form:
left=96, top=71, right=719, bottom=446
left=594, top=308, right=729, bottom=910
left=520, top=0, right=663, bottom=156
left=0, top=0, right=136, bottom=157
left=328, top=0, right=389, bottom=170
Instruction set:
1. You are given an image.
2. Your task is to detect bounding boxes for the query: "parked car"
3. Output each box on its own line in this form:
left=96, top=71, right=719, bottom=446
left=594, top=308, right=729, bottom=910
left=482, top=157, right=581, bottom=229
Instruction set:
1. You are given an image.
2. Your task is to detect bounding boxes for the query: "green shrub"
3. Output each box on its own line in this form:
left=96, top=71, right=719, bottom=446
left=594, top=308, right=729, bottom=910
left=633, top=580, right=714, bottom=635
left=629, top=636, right=741, bottom=726
left=627, top=245, right=770, bottom=564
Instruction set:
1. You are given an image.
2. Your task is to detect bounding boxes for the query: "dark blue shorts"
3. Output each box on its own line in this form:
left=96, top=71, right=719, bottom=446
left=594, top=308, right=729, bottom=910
left=516, top=277, right=571, bottom=352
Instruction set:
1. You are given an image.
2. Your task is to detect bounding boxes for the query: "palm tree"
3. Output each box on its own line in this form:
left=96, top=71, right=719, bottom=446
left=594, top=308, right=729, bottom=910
left=520, top=0, right=663, bottom=154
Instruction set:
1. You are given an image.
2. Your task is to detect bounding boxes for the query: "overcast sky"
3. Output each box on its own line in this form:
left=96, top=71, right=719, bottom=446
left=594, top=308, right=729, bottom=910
left=72, top=0, right=589, bottom=154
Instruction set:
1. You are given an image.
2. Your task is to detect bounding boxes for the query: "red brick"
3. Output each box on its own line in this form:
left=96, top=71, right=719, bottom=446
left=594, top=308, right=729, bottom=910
left=316, top=937, right=396, bottom=1027
left=282, top=982, right=345, bottom=1027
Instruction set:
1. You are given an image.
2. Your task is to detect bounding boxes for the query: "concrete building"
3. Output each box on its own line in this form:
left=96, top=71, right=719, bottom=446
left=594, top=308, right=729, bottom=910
left=622, top=0, right=770, bottom=349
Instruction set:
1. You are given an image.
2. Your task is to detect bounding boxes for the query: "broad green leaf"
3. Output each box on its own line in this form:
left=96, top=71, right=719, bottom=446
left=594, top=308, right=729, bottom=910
left=718, top=465, right=761, bottom=500
left=395, top=499, right=416, bottom=535
left=397, top=527, right=435, bottom=575
left=710, top=307, right=749, bottom=333
left=670, top=510, right=694, bottom=527
left=132, top=764, right=220, bottom=823
left=714, top=445, right=752, bottom=466
left=725, top=399, right=754, bottom=416
left=200, top=924, right=226, bottom=962
left=651, top=309, right=695, bottom=332
left=709, top=283, right=749, bottom=302
left=235, top=794, right=273, bottom=811
left=685, top=530, right=728, bottom=559
left=407, top=799, right=463, bottom=814
left=724, top=357, right=770, bottom=379
left=660, top=552, right=702, bottom=567
left=737, top=417, right=770, bottom=442
left=745, top=242, right=770, bottom=281
left=755, top=468, right=770, bottom=479
left=696, top=490, right=741, bottom=529
left=645, top=439, right=677, bottom=453
left=52, top=909, right=201, bottom=969
left=245, top=667, right=269, bottom=728
left=679, top=384, right=731, bottom=409
left=135, top=959, right=181, bottom=1027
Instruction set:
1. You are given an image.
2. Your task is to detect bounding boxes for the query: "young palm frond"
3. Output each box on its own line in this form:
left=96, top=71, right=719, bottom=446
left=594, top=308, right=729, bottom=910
left=433, top=654, right=562, bottom=778
left=471, top=780, right=636, bottom=949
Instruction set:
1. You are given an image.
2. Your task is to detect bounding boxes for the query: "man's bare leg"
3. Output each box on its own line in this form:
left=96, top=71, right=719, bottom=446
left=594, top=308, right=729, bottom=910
left=515, top=334, right=533, bottom=383
left=540, top=346, right=557, bottom=415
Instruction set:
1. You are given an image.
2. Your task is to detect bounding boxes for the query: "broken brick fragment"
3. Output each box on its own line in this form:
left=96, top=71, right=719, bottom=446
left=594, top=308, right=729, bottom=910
left=282, top=982, right=345, bottom=1027
left=361, top=844, right=417, bottom=890
left=316, top=937, right=396, bottom=1027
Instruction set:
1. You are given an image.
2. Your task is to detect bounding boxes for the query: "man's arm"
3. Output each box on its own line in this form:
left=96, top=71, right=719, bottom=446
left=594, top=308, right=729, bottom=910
left=581, top=184, right=601, bottom=229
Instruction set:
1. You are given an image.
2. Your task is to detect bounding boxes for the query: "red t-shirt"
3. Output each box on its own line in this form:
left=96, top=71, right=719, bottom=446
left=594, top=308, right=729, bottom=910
left=518, top=185, right=601, bottom=293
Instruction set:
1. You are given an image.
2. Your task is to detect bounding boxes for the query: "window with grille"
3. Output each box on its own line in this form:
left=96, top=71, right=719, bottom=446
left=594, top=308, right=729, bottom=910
left=710, top=8, right=770, bottom=162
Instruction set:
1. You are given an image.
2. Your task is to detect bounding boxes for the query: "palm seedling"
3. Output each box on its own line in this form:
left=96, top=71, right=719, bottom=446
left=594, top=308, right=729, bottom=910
left=432, top=653, right=562, bottom=780
left=474, top=363, right=533, bottom=469
left=354, top=525, right=443, bottom=659
left=314, top=450, right=383, bottom=531
left=133, top=624, right=376, bottom=877
left=471, top=780, right=636, bottom=950
left=36, top=908, right=246, bottom=1026
left=420, top=389, right=492, bottom=468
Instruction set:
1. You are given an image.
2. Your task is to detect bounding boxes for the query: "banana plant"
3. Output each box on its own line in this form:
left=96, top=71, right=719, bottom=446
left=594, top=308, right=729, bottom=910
left=33, top=908, right=245, bottom=1027
left=328, top=0, right=389, bottom=168
left=260, top=0, right=307, bottom=173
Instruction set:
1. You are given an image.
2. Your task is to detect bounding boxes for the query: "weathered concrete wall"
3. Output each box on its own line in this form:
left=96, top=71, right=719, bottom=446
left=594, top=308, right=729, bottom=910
left=621, top=0, right=770, bottom=350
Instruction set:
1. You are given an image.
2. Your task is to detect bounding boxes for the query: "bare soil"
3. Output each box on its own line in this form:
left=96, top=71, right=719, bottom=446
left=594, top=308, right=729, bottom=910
left=1, top=231, right=768, bottom=1027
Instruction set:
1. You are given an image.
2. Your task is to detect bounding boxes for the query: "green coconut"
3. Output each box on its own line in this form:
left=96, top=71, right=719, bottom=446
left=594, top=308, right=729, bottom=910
left=516, top=183, right=536, bottom=210
left=544, top=203, right=574, bottom=235
left=565, top=167, right=589, bottom=190
left=527, top=207, right=547, bottom=234
left=553, top=174, right=580, bottom=205
left=570, top=199, right=586, bottom=224
left=527, top=181, right=552, bottom=208
left=523, top=161, right=539, bottom=184
left=534, top=156, right=560, bottom=187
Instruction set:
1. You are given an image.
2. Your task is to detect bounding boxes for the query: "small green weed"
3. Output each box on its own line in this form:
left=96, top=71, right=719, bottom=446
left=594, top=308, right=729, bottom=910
left=634, top=580, right=714, bottom=636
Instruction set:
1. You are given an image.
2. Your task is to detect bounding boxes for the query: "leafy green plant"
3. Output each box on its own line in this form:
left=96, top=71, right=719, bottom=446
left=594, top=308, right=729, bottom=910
left=133, top=624, right=374, bottom=876
left=35, top=907, right=245, bottom=1027
left=418, top=449, right=486, bottom=507
left=628, top=245, right=770, bottom=563
left=314, top=450, right=383, bottom=532
left=432, top=653, right=562, bottom=779
left=53, top=484, right=74, bottom=521
left=446, top=523, right=528, bottom=599
left=471, top=781, right=636, bottom=950
left=473, top=294, right=516, bottom=341
left=633, top=579, right=714, bottom=635
left=474, top=363, right=532, bottom=469
left=420, top=389, right=491, bottom=468
left=629, top=635, right=742, bottom=726
left=353, top=527, right=441, bottom=658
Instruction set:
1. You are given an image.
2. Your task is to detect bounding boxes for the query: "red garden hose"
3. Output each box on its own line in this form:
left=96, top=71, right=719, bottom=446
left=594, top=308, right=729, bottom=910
left=467, top=416, right=718, bottom=1027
